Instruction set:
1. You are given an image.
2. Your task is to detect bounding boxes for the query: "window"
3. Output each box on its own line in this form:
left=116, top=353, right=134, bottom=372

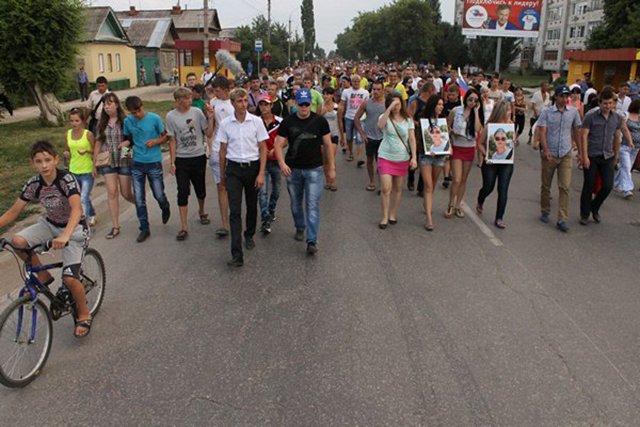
left=546, top=29, right=561, bottom=40
left=544, top=50, right=558, bottom=61
left=183, top=50, right=193, bottom=66
left=570, top=26, right=585, bottom=38
left=574, top=2, right=588, bottom=15
left=115, top=53, right=121, bottom=71
left=590, top=0, right=603, bottom=10
left=548, top=7, right=563, bottom=20
left=107, top=53, right=113, bottom=72
left=98, top=54, right=105, bottom=72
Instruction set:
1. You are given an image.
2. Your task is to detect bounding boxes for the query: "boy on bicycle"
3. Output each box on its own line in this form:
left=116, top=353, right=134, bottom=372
left=0, top=140, right=92, bottom=338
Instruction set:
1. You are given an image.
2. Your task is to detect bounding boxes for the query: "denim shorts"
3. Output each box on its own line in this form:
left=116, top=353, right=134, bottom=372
left=420, top=155, right=446, bottom=168
left=99, top=165, right=131, bottom=176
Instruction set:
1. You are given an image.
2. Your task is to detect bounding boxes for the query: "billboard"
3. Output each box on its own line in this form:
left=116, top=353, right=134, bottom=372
left=461, top=0, right=542, bottom=38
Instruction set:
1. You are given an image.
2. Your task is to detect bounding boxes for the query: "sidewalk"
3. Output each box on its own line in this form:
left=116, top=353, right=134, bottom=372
left=0, top=84, right=175, bottom=125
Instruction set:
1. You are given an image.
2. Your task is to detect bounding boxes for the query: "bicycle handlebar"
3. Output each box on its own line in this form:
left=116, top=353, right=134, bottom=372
left=0, top=238, right=65, bottom=254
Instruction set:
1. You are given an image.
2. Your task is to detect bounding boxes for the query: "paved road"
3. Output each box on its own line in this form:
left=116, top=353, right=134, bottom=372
left=1, top=135, right=640, bottom=425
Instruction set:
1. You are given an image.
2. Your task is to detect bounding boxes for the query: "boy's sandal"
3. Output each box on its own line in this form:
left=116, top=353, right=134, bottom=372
left=74, top=318, right=92, bottom=338
left=324, top=184, right=331, bottom=190
left=330, top=185, right=338, bottom=192
left=199, top=214, right=211, bottom=225
left=105, top=227, right=120, bottom=239
left=176, top=230, right=189, bottom=241
left=444, top=205, right=454, bottom=219
left=366, top=184, right=376, bottom=191
left=455, top=208, right=465, bottom=218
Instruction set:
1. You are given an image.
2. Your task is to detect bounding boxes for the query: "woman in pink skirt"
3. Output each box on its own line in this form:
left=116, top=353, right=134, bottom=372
left=376, top=92, right=417, bottom=228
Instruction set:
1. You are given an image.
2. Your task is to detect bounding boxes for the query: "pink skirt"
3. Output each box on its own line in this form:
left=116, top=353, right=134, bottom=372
left=378, top=157, right=410, bottom=176
left=451, top=146, right=475, bottom=162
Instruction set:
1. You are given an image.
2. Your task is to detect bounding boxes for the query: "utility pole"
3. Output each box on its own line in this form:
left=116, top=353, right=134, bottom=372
left=267, top=0, right=272, bottom=44
left=203, top=0, right=209, bottom=66
left=288, top=15, right=292, bottom=66
left=495, top=37, right=502, bottom=73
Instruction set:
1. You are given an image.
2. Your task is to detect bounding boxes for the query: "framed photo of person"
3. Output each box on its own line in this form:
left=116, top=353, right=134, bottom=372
left=420, top=118, right=452, bottom=156
left=486, top=123, right=515, bottom=164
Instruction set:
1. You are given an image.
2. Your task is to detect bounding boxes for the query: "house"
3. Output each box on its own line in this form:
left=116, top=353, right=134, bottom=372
left=565, top=48, right=640, bottom=89
left=119, top=5, right=241, bottom=85
left=80, top=7, right=137, bottom=90
left=118, top=17, right=180, bottom=85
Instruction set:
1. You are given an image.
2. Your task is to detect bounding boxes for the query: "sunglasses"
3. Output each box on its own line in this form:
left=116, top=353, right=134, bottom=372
left=467, top=97, right=478, bottom=102
left=298, top=103, right=311, bottom=107
left=494, top=137, right=508, bottom=141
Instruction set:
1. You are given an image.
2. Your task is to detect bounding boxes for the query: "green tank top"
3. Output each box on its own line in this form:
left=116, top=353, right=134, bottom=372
left=67, top=129, right=93, bottom=174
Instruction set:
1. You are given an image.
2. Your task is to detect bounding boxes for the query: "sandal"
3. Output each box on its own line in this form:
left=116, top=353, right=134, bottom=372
left=424, top=224, right=434, bottom=231
left=215, top=228, right=229, bottom=237
left=366, top=184, right=376, bottom=192
left=455, top=207, right=465, bottom=218
left=176, top=230, right=188, bottom=241
left=445, top=205, right=454, bottom=219
left=324, top=184, right=331, bottom=190
left=199, top=214, right=210, bottom=225
left=329, top=185, right=338, bottom=192
left=346, top=155, right=354, bottom=162
left=74, top=318, right=92, bottom=338
left=105, top=227, right=120, bottom=239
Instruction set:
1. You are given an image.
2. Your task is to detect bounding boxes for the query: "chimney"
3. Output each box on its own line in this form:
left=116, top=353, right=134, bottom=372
left=128, top=5, right=136, bottom=16
left=171, top=5, right=182, bottom=14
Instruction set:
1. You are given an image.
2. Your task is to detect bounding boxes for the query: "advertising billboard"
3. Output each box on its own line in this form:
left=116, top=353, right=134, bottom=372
left=461, top=0, right=542, bottom=38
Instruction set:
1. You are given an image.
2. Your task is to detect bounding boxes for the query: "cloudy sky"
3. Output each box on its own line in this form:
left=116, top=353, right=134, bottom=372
left=91, top=0, right=455, bottom=52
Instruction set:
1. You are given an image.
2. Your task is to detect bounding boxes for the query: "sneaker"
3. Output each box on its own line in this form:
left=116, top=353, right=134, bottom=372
left=244, top=236, right=255, bottom=250
left=556, top=220, right=569, bottom=233
left=88, top=216, right=96, bottom=227
left=494, top=219, right=506, bottom=229
left=357, top=160, right=365, bottom=168
left=269, top=210, right=277, bottom=222
left=539, top=213, right=550, bottom=224
left=306, top=242, right=318, bottom=255
left=162, top=206, right=171, bottom=224
left=442, top=176, right=451, bottom=189
left=136, top=230, right=150, bottom=243
left=215, top=228, right=229, bottom=237
left=226, top=257, right=244, bottom=267
left=624, top=191, right=634, bottom=199
left=591, top=210, right=601, bottom=223
left=260, top=221, right=272, bottom=234
left=579, top=216, right=589, bottom=226
left=294, top=229, right=305, bottom=241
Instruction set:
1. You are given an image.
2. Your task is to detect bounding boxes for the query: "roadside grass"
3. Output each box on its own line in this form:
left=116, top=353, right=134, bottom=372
left=502, top=71, right=549, bottom=89
left=0, top=100, right=174, bottom=234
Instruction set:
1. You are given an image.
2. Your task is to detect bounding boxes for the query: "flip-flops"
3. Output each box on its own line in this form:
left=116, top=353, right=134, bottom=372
left=176, top=230, right=188, bottom=241
left=105, top=227, right=120, bottom=239
left=199, top=214, right=210, bottom=225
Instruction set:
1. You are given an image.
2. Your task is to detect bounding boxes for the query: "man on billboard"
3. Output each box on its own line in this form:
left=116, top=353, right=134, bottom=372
left=486, top=4, right=519, bottom=31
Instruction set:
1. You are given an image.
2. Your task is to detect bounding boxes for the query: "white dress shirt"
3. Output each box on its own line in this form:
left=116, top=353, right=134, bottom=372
left=216, top=113, right=269, bottom=162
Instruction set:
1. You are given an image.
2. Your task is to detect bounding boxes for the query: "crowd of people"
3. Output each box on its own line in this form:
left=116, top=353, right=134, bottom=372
left=3, top=61, right=640, bottom=274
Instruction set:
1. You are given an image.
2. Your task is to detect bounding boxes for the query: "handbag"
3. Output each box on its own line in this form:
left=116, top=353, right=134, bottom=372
left=94, top=151, right=111, bottom=167
left=390, top=119, right=412, bottom=157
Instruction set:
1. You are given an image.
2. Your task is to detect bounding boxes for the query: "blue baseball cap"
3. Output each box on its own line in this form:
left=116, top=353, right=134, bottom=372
left=295, top=88, right=312, bottom=105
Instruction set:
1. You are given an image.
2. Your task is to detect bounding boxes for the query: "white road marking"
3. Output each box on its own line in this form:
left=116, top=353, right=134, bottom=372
left=461, top=201, right=504, bottom=247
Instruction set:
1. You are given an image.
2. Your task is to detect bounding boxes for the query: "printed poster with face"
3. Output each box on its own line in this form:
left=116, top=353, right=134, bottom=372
left=462, top=0, right=542, bottom=39
left=486, top=123, right=515, bottom=164
left=420, top=118, right=452, bottom=156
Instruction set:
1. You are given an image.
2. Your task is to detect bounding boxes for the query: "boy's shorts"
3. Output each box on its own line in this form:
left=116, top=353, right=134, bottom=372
left=208, top=152, right=221, bottom=185
left=16, top=218, right=88, bottom=279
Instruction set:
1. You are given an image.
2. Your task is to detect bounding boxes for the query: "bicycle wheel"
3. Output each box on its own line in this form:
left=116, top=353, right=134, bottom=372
left=0, top=297, right=53, bottom=388
left=80, top=248, right=106, bottom=316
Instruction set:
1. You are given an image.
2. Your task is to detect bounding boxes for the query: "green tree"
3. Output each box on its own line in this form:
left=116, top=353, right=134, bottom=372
left=335, top=27, right=359, bottom=60
left=588, top=0, right=640, bottom=49
left=235, top=16, right=303, bottom=71
left=468, top=37, right=521, bottom=72
left=300, top=0, right=316, bottom=60
left=434, top=22, right=468, bottom=68
left=0, top=0, right=83, bottom=125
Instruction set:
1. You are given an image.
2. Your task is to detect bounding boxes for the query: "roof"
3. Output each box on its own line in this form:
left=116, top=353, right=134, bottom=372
left=219, top=28, right=238, bottom=39
left=115, top=8, right=221, bottom=33
left=83, top=7, right=130, bottom=44
left=564, top=48, right=640, bottom=62
left=119, top=18, right=179, bottom=48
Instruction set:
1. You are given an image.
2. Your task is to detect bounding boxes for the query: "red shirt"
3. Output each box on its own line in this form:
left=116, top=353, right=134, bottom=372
left=262, top=115, right=282, bottom=160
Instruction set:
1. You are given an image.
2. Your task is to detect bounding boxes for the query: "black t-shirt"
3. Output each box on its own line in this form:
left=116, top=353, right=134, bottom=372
left=277, top=112, right=330, bottom=169
left=20, top=169, right=80, bottom=227
left=443, top=100, right=459, bottom=118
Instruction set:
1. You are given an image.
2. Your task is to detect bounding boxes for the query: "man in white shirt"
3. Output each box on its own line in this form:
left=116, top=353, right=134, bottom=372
left=338, top=74, right=369, bottom=165
left=200, top=64, right=214, bottom=85
left=217, top=88, right=268, bottom=267
left=433, top=70, right=443, bottom=95
left=617, top=82, right=632, bottom=113
left=529, top=81, right=551, bottom=144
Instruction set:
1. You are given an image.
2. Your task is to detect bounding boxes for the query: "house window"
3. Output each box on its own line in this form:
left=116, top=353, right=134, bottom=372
left=546, top=29, right=561, bottom=40
left=115, top=53, right=121, bottom=71
left=544, top=50, right=558, bottom=61
left=570, top=26, right=585, bottom=38
left=98, top=54, right=105, bottom=72
left=574, top=2, right=588, bottom=15
left=548, top=7, right=562, bottom=20
left=183, top=50, right=193, bottom=66
left=107, top=54, right=113, bottom=72
left=591, top=0, right=603, bottom=9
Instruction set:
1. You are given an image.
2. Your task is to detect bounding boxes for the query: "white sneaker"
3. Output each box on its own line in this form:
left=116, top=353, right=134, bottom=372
left=624, top=191, right=634, bottom=199
left=88, top=216, right=96, bottom=226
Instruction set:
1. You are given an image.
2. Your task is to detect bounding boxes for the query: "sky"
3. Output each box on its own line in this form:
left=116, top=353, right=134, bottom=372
left=90, top=0, right=455, bottom=52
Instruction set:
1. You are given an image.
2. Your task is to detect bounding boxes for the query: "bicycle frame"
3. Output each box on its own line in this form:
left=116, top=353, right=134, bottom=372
left=16, top=261, right=63, bottom=343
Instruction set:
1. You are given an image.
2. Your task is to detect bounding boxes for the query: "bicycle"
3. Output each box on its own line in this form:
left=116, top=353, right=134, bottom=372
left=0, top=238, right=106, bottom=388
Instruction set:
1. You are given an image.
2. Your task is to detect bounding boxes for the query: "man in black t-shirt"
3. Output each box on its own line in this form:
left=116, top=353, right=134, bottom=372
left=274, top=88, right=336, bottom=255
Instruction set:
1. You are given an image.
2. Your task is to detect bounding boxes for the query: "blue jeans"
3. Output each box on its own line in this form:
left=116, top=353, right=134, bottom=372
left=344, top=118, right=362, bottom=144
left=259, top=160, right=281, bottom=222
left=614, top=145, right=640, bottom=192
left=286, top=166, right=324, bottom=243
left=131, top=161, right=169, bottom=231
left=72, top=173, right=96, bottom=217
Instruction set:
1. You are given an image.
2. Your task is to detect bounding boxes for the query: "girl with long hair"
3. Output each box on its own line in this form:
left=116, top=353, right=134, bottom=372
left=65, top=108, right=96, bottom=226
left=93, top=93, right=134, bottom=239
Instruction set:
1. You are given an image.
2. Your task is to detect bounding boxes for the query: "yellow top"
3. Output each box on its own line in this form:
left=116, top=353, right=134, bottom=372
left=384, top=81, right=408, bottom=101
left=67, top=129, right=93, bottom=174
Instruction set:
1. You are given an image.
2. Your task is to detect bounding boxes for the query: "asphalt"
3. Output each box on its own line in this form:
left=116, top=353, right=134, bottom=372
left=1, top=113, right=640, bottom=425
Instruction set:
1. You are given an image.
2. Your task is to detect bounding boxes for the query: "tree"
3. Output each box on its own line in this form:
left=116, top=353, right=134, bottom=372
left=335, top=27, right=359, bottom=60
left=300, top=0, right=316, bottom=60
left=0, top=0, right=83, bottom=125
left=468, top=37, right=521, bottom=72
left=235, top=16, right=303, bottom=71
left=434, top=22, right=469, bottom=68
left=588, top=0, right=640, bottom=49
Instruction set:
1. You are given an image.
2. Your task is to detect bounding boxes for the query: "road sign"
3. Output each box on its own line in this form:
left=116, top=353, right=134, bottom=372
left=255, top=38, right=263, bottom=52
